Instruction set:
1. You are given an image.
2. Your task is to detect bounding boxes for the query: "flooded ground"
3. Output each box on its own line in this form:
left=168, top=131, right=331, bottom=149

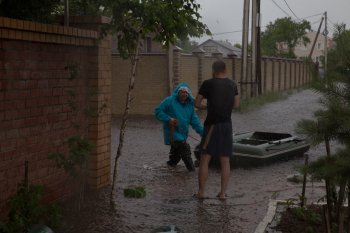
left=59, top=89, right=328, bottom=233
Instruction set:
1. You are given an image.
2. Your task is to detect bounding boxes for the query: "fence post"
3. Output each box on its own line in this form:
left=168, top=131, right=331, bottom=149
left=271, top=58, right=275, bottom=92
left=263, top=57, right=267, bottom=94
left=193, top=48, right=205, bottom=90
left=69, top=16, right=112, bottom=188
left=284, top=61, right=287, bottom=90
left=173, top=47, right=181, bottom=88
left=278, top=59, right=282, bottom=91
left=298, top=61, right=302, bottom=88
left=294, top=60, right=297, bottom=88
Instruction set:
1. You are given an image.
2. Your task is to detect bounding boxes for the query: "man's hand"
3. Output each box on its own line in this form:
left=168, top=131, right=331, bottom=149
left=169, top=118, right=178, bottom=126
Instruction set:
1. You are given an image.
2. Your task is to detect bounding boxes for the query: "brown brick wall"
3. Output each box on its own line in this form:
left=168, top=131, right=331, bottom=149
left=234, top=58, right=242, bottom=93
left=111, top=52, right=313, bottom=115
left=202, top=57, right=218, bottom=81
left=0, top=16, right=111, bottom=219
left=222, top=58, right=233, bottom=80
left=179, top=54, right=199, bottom=95
left=111, top=54, right=168, bottom=115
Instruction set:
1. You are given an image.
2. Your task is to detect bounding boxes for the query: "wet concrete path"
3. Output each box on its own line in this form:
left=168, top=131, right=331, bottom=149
left=60, top=89, right=327, bottom=233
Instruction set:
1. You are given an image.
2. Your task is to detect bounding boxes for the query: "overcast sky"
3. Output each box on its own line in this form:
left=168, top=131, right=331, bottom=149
left=195, top=0, right=350, bottom=45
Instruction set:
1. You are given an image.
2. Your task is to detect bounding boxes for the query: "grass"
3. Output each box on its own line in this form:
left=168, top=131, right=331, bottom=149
left=235, top=89, right=303, bottom=112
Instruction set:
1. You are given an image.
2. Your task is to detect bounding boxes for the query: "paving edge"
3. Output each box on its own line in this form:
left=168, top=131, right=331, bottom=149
left=254, top=199, right=348, bottom=233
left=254, top=199, right=287, bottom=233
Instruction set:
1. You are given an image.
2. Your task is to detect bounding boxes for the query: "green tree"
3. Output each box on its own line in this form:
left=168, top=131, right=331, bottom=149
left=0, top=0, right=61, bottom=23
left=65, top=0, right=112, bottom=17
left=296, top=25, right=350, bottom=233
left=261, top=17, right=311, bottom=58
left=233, top=43, right=242, bottom=49
left=176, top=38, right=198, bottom=53
left=234, top=42, right=251, bottom=53
left=327, top=24, right=350, bottom=77
left=103, top=0, right=209, bottom=201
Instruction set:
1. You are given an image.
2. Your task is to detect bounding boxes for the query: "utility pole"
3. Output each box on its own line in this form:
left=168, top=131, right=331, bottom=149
left=64, top=0, right=69, bottom=27
left=251, top=0, right=257, bottom=97
left=251, top=0, right=262, bottom=96
left=324, top=11, right=328, bottom=78
left=256, top=0, right=262, bottom=95
left=253, top=0, right=262, bottom=95
left=241, top=0, right=250, bottom=97
left=308, top=16, right=324, bottom=59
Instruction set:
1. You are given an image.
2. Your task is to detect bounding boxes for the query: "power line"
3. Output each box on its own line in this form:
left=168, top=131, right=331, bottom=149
left=270, top=0, right=324, bottom=23
left=270, top=0, right=292, bottom=18
left=327, top=17, right=337, bottom=27
left=211, top=18, right=322, bottom=36
left=210, top=11, right=326, bottom=37
left=211, top=30, right=245, bottom=36
left=283, top=0, right=300, bottom=20
left=302, top=13, right=324, bottom=20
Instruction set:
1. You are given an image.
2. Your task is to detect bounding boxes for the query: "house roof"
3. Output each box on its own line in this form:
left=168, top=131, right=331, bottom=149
left=194, top=39, right=242, bottom=56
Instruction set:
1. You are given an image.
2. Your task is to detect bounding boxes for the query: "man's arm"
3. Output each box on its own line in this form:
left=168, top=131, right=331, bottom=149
left=195, top=94, right=206, bottom=110
left=233, top=95, right=240, bottom=109
left=190, top=110, right=203, bottom=136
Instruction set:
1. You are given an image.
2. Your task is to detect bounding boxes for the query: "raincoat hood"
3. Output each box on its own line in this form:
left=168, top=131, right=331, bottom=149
left=172, top=83, right=194, bottom=104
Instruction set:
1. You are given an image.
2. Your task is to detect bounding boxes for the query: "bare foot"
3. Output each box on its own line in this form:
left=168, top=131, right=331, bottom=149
left=216, top=193, right=228, bottom=201
left=192, top=193, right=205, bottom=200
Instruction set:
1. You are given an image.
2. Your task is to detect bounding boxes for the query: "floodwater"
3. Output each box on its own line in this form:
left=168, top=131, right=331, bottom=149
left=59, top=89, right=328, bottom=233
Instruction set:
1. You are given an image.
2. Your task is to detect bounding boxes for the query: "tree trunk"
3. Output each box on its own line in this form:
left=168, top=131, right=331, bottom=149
left=110, top=39, right=141, bottom=202
left=324, top=205, right=332, bottom=233
left=347, top=185, right=350, bottom=233
left=301, top=154, right=308, bottom=207
left=338, top=207, right=344, bottom=233
left=336, top=180, right=346, bottom=224
left=324, top=135, right=334, bottom=226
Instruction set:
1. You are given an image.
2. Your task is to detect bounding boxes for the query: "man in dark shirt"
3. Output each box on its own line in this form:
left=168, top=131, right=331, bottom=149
left=194, top=60, right=240, bottom=200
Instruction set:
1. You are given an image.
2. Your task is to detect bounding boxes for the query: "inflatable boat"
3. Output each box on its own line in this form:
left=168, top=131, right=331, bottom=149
left=194, top=131, right=310, bottom=167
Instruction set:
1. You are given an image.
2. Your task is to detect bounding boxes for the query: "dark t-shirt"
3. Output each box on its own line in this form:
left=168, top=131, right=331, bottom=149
left=199, top=77, right=238, bottom=126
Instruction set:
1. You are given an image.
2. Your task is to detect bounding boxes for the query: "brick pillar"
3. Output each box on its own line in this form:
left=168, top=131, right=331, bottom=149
left=173, top=47, right=181, bottom=88
left=302, top=62, right=305, bottom=85
left=284, top=61, right=287, bottom=90
left=289, top=61, right=293, bottom=89
left=263, top=58, right=267, bottom=94
left=298, top=61, right=301, bottom=88
left=70, top=16, right=112, bottom=188
left=227, top=54, right=236, bottom=81
left=278, top=59, right=282, bottom=91
left=271, top=58, right=275, bottom=92
left=294, top=61, right=297, bottom=88
left=193, top=50, right=205, bottom=88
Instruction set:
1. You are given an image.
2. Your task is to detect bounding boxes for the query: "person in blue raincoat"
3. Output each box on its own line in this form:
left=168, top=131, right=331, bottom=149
left=155, top=83, right=203, bottom=171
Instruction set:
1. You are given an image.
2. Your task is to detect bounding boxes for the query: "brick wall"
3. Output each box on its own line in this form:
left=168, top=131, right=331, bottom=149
left=111, top=54, right=168, bottom=115
left=111, top=50, right=314, bottom=115
left=0, top=16, right=111, bottom=219
left=179, top=54, right=199, bottom=95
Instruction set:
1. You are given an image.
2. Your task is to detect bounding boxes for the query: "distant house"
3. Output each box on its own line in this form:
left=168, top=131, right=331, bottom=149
left=294, top=31, right=334, bottom=64
left=111, top=34, right=166, bottom=54
left=192, top=39, right=242, bottom=57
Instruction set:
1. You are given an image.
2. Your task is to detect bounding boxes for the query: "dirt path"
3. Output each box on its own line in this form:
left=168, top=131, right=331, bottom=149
left=59, top=89, right=326, bottom=233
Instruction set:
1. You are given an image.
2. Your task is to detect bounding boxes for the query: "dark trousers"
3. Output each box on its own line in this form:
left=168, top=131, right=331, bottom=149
left=167, top=141, right=195, bottom=171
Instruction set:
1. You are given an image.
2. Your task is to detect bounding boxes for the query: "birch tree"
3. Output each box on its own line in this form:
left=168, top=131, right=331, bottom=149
left=101, top=0, right=209, bottom=202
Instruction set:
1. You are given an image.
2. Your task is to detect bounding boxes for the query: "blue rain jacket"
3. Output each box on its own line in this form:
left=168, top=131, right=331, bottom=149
left=155, top=83, right=203, bottom=145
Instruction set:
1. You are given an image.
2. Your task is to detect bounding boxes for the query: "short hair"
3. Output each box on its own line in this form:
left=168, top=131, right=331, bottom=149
left=212, top=60, right=226, bottom=74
